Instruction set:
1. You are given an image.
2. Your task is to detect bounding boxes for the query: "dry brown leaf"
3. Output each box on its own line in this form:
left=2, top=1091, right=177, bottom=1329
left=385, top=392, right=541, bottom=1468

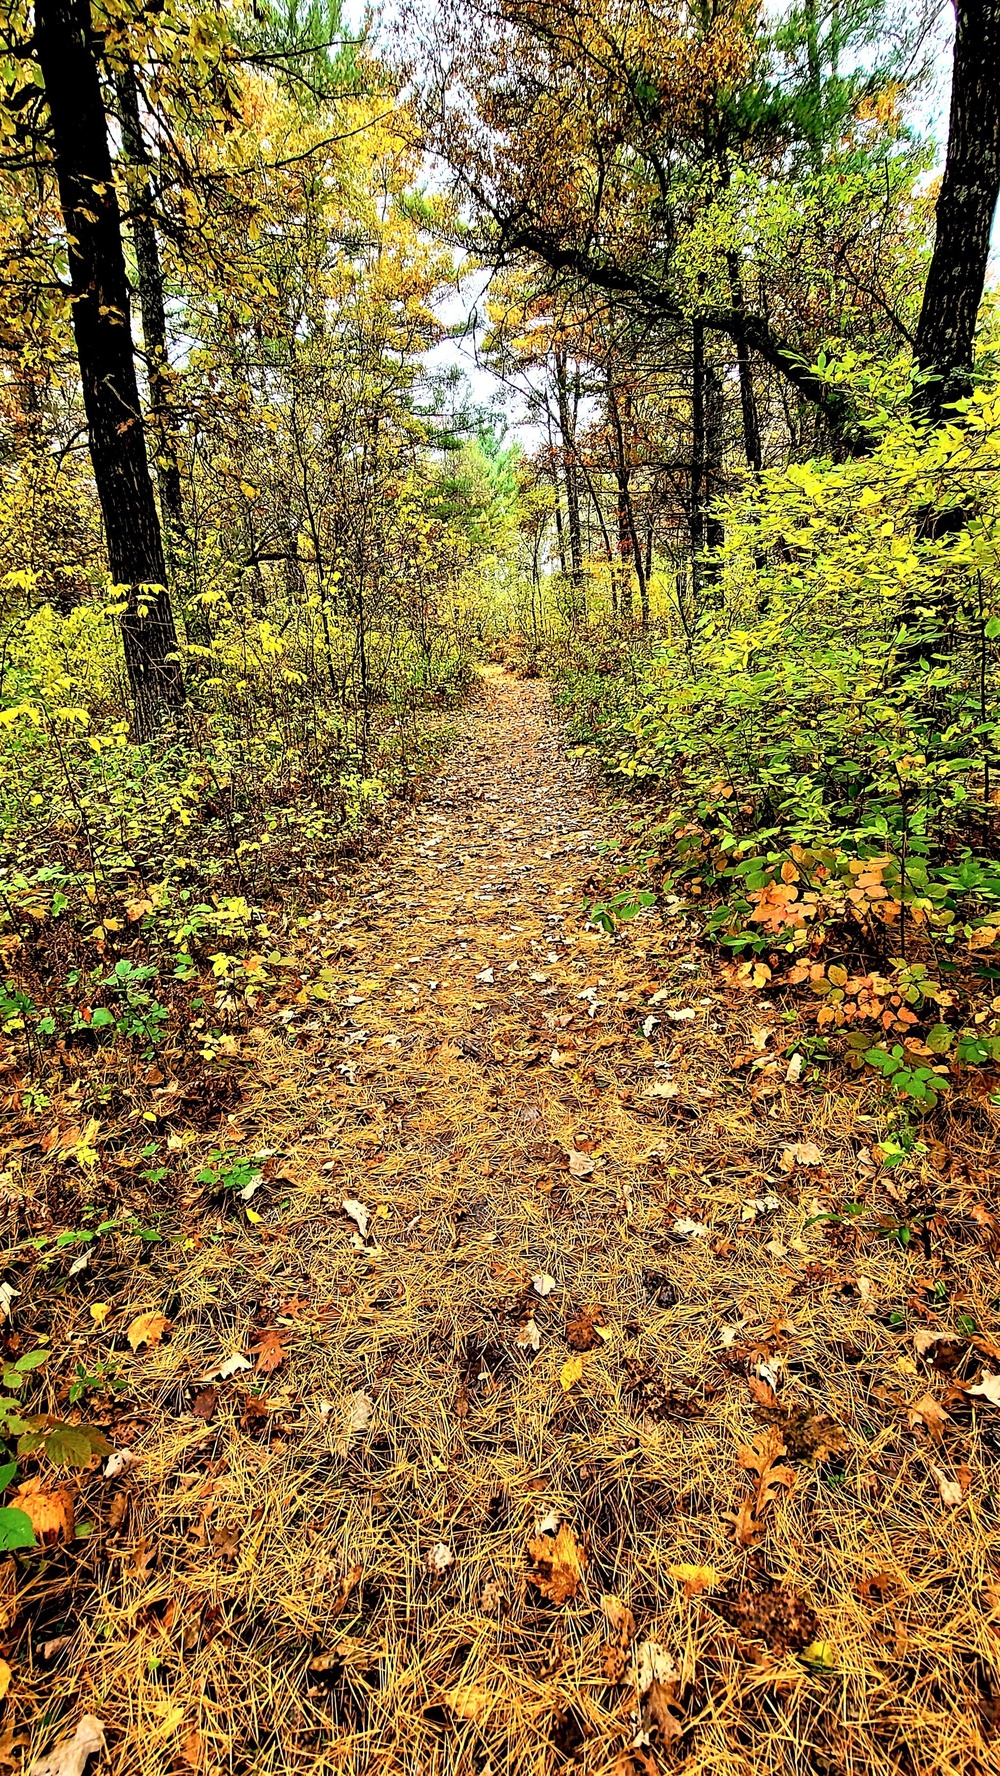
left=14, top=1479, right=74, bottom=1545
left=932, top=1464, right=964, bottom=1506
left=567, top=1148, right=595, bottom=1177
left=126, top=1311, right=169, bottom=1352
left=600, top=1591, right=636, bottom=1679
left=527, top=1521, right=586, bottom=1603
left=907, top=1392, right=951, bottom=1445
left=27, top=1715, right=105, bottom=1776
left=781, top=1141, right=824, bottom=1169
left=633, top=1642, right=684, bottom=1745
left=565, top=1304, right=603, bottom=1351
left=251, top=1328, right=289, bottom=1375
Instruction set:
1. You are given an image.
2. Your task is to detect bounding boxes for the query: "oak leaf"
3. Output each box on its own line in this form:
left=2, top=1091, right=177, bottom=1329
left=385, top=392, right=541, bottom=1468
left=907, top=1392, right=950, bottom=1444
left=251, top=1329, right=289, bottom=1375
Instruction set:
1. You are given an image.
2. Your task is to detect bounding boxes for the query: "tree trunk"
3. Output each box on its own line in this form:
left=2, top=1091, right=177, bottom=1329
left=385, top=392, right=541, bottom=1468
left=727, top=252, right=763, bottom=471
left=690, top=319, right=706, bottom=599
left=914, top=0, right=1000, bottom=421
left=35, top=0, right=182, bottom=737
left=113, top=65, right=193, bottom=615
left=554, top=351, right=584, bottom=605
left=607, top=379, right=647, bottom=627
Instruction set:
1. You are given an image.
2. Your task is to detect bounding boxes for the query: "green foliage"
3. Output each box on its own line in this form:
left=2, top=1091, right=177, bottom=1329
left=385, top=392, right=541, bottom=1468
left=561, top=355, right=1000, bottom=1104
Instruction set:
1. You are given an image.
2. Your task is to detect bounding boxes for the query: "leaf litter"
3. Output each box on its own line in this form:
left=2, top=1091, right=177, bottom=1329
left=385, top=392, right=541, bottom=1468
left=4, top=677, right=1000, bottom=1776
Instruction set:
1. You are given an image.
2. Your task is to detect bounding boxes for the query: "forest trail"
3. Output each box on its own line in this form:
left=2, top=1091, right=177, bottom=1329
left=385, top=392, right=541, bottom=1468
left=29, top=676, right=995, bottom=1776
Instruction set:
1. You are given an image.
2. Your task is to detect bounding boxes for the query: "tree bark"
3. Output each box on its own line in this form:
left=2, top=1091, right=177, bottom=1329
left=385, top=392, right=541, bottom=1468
left=914, top=0, right=1000, bottom=421
left=727, top=252, right=763, bottom=471
left=35, top=0, right=183, bottom=736
left=112, top=65, right=191, bottom=601
left=554, top=351, right=584, bottom=605
left=607, top=379, right=647, bottom=627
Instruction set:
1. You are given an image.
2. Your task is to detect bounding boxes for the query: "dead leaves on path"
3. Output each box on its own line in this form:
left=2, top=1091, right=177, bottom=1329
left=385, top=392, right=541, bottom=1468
left=729, top=1430, right=795, bottom=1547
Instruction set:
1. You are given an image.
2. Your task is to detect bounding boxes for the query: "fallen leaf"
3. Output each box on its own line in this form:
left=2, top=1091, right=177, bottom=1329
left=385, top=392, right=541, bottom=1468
left=527, top=1520, right=586, bottom=1603
left=426, top=1541, right=453, bottom=1573
left=335, top=1390, right=372, bottom=1455
left=127, top=1311, right=169, bottom=1352
left=517, top=1318, right=541, bottom=1352
left=560, top=1353, right=585, bottom=1390
left=567, top=1148, right=595, bottom=1177
left=785, top=1053, right=804, bottom=1083
left=600, top=1591, right=636, bottom=1680
left=932, top=1464, right=964, bottom=1506
left=781, top=1141, right=824, bottom=1169
left=800, top=1639, right=837, bottom=1671
left=532, top=1272, right=557, bottom=1296
left=476, top=966, right=495, bottom=984
left=28, top=1715, right=105, bottom=1776
left=445, top=1683, right=493, bottom=1722
left=632, top=1641, right=683, bottom=1745
left=565, top=1305, right=603, bottom=1351
left=13, top=1480, right=74, bottom=1545
left=907, top=1392, right=951, bottom=1445
left=0, top=1662, right=9, bottom=1703
left=665, top=1008, right=695, bottom=1022
left=667, top=1563, right=720, bottom=1597
left=191, top=1387, right=217, bottom=1421
left=672, top=1217, right=708, bottom=1240
left=88, top=1304, right=111, bottom=1327
left=645, top=1080, right=679, bottom=1099
left=201, top=1353, right=252, bottom=1381
left=968, top=1373, right=1000, bottom=1406
left=251, top=1328, right=289, bottom=1375
left=342, top=1198, right=370, bottom=1239
left=0, top=1282, right=19, bottom=1322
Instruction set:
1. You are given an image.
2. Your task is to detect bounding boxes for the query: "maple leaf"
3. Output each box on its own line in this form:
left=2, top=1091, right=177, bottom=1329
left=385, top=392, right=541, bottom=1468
left=251, top=1328, right=289, bottom=1375
left=126, top=1311, right=169, bottom=1352
left=527, top=1520, right=586, bottom=1603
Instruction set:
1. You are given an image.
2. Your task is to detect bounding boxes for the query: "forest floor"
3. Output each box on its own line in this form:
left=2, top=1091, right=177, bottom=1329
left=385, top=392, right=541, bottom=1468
left=6, top=673, right=1000, bottom=1776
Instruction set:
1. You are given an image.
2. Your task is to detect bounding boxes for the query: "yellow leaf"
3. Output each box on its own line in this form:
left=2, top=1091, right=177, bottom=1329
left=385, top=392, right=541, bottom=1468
left=800, top=1640, right=837, bottom=1670
left=127, top=1311, right=170, bottom=1352
left=667, top=1563, right=720, bottom=1596
left=245, top=1207, right=263, bottom=1224
left=0, top=1659, right=10, bottom=1701
left=560, top=1354, right=584, bottom=1391
left=89, top=1304, right=111, bottom=1326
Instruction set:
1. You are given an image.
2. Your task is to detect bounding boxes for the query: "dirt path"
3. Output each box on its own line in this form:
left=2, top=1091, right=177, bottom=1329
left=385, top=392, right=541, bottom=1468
left=23, top=676, right=998, bottom=1776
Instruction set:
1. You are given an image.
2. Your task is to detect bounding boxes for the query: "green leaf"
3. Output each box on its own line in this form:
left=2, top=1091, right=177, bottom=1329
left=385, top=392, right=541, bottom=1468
left=925, top=1023, right=953, bottom=1053
left=90, top=1007, right=115, bottom=1029
left=14, top=1349, right=49, bottom=1373
left=0, top=1459, right=17, bottom=1490
left=0, top=1506, right=35, bottom=1551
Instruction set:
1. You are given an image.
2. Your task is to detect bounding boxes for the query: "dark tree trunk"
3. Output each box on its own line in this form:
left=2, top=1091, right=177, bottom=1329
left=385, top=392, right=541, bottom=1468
left=113, top=65, right=193, bottom=612
left=35, top=0, right=182, bottom=736
left=607, top=379, right=647, bottom=628
left=554, top=352, right=584, bottom=605
left=727, top=252, right=763, bottom=471
left=690, top=318, right=706, bottom=598
left=914, top=0, right=1000, bottom=421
